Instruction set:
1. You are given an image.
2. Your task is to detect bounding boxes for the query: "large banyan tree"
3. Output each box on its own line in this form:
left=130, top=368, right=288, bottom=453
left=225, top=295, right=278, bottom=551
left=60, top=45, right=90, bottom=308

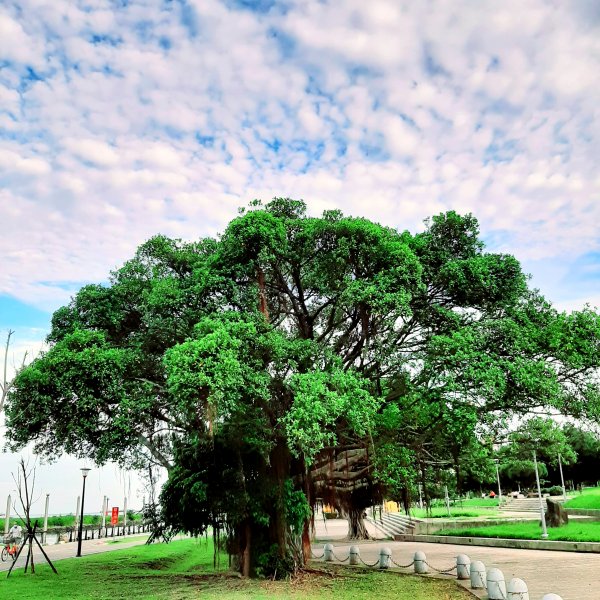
left=6, top=199, right=600, bottom=575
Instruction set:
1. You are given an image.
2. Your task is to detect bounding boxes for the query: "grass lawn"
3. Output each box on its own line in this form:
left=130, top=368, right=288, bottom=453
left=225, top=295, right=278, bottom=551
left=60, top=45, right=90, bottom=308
left=410, top=507, right=500, bottom=519
left=438, top=520, right=600, bottom=542
left=564, top=487, right=600, bottom=510
left=454, top=498, right=499, bottom=508
left=0, top=538, right=470, bottom=600
left=107, top=534, right=150, bottom=545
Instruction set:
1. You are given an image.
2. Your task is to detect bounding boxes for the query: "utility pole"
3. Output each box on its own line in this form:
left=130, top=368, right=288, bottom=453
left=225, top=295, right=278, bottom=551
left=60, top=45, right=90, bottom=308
left=533, top=451, right=549, bottom=539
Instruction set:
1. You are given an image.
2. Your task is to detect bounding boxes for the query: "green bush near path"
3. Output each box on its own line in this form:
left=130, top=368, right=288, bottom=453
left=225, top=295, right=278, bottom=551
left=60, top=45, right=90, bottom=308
left=438, top=520, right=600, bottom=542
left=0, top=538, right=470, bottom=599
left=564, top=487, right=600, bottom=510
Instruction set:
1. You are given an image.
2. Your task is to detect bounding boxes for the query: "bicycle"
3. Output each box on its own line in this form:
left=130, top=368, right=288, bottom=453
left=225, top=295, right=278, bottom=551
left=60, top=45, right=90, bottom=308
left=1, top=538, right=18, bottom=562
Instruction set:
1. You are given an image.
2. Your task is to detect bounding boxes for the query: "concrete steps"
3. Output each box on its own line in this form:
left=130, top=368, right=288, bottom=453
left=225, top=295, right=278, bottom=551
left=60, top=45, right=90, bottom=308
left=500, top=497, right=562, bottom=513
left=367, top=512, right=420, bottom=538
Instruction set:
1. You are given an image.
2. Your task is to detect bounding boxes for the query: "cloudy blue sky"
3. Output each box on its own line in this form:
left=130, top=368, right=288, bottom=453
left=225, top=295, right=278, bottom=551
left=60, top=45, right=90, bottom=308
left=1, top=0, right=599, bottom=512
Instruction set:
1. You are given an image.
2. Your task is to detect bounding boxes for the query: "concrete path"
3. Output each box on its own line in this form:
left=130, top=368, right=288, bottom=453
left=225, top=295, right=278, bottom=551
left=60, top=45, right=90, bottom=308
left=0, top=533, right=150, bottom=573
left=314, top=519, right=598, bottom=600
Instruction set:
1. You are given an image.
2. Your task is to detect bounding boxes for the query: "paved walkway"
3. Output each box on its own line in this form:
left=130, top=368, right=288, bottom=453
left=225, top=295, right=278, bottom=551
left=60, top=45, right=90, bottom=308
left=0, top=533, right=150, bottom=572
left=314, top=519, right=598, bottom=600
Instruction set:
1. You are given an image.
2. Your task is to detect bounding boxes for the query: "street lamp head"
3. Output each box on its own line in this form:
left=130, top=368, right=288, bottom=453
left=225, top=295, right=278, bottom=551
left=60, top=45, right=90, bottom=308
left=81, top=467, right=91, bottom=478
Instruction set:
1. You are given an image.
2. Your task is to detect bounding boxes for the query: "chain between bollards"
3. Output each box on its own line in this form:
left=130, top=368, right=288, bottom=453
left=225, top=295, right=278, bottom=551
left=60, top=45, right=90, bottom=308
left=424, top=560, right=458, bottom=575
left=390, top=557, right=415, bottom=569
left=311, top=549, right=325, bottom=559
left=331, top=550, right=350, bottom=563
left=357, top=555, right=381, bottom=567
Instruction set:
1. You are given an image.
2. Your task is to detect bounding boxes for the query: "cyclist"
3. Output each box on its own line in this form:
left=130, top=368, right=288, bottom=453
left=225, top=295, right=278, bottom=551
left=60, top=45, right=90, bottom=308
left=7, top=522, right=22, bottom=555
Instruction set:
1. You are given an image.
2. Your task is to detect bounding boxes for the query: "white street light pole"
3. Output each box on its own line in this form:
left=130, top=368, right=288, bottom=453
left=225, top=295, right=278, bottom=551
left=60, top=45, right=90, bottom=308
left=533, top=451, right=549, bottom=539
left=494, top=459, right=503, bottom=506
left=558, top=453, right=567, bottom=502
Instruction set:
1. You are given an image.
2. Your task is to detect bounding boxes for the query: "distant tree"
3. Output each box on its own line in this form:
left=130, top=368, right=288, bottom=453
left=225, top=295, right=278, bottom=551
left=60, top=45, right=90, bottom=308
left=498, top=418, right=576, bottom=489
left=560, top=424, right=600, bottom=486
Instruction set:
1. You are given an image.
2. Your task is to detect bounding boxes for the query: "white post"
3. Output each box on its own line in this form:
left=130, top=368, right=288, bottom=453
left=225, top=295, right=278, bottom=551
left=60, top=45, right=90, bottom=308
left=4, top=495, right=11, bottom=535
left=533, top=451, right=549, bottom=539
left=75, top=495, right=81, bottom=536
left=418, top=483, right=423, bottom=509
left=494, top=459, right=503, bottom=505
left=42, top=493, right=50, bottom=544
left=123, top=496, right=128, bottom=529
left=444, top=486, right=451, bottom=516
left=101, top=495, right=107, bottom=532
left=558, top=454, right=567, bottom=501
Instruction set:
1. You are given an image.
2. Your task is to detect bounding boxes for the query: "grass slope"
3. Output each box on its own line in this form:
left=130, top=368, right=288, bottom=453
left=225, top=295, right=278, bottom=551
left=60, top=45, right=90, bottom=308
left=438, top=520, right=600, bottom=542
left=564, top=487, right=600, bottom=510
left=0, top=539, right=470, bottom=600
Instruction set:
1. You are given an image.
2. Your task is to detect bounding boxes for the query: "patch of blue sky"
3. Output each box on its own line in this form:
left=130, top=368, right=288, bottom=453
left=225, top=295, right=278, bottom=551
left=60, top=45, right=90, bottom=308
left=179, top=1, right=199, bottom=38
left=552, top=121, right=570, bottom=146
left=359, top=132, right=390, bottom=162
left=487, top=56, right=501, bottom=71
left=226, top=0, right=281, bottom=14
left=134, top=20, right=157, bottom=43
left=0, top=295, right=51, bottom=330
left=268, top=27, right=296, bottom=60
left=423, top=45, right=450, bottom=78
left=17, top=67, right=44, bottom=94
left=481, top=228, right=513, bottom=252
left=195, top=133, right=215, bottom=147
left=147, top=120, right=187, bottom=140
left=562, top=252, right=600, bottom=284
left=483, top=134, right=520, bottom=164
left=158, top=36, right=172, bottom=51
left=481, top=97, right=523, bottom=117
left=89, top=33, right=122, bottom=46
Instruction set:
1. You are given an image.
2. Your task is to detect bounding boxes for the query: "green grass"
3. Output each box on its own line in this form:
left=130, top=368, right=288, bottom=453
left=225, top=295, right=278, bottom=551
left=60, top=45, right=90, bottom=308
left=0, top=538, right=470, bottom=599
left=564, top=487, right=600, bottom=510
left=410, top=507, right=500, bottom=519
left=454, top=498, right=499, bottom=508
left=107, top=534, right=150, bottom=545
left=437, top=520, right=600, bottom=542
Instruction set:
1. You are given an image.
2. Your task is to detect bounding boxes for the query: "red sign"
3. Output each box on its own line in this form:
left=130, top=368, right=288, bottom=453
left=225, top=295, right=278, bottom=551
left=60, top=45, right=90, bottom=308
left=111, top=507, right=119, bottom=525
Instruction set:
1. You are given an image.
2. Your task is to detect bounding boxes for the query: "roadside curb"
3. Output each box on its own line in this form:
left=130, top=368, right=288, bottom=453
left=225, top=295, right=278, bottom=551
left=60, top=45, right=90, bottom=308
left=395, top=533, right=600, bottom=553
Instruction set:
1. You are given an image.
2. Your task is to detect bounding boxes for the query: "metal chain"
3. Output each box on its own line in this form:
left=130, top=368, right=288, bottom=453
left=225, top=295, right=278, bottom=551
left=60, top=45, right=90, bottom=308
left=331, top=550, right=350, bottom=563
left=390, top=557, right=415, bottom=569
left=424, top=560, right=457, bottom=575
left=311, top=549, right=325, bottom=559
left=358, top=555, right=381, bottom=567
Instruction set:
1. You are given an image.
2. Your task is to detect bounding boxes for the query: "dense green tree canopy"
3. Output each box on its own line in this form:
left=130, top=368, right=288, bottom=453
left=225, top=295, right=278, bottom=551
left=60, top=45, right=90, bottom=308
left=6, top=199, right=600, bottom=574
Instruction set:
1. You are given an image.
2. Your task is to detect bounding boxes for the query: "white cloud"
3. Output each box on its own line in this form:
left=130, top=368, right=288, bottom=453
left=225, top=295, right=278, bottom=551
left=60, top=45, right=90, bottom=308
left=0, top=0, right=598, bottom=319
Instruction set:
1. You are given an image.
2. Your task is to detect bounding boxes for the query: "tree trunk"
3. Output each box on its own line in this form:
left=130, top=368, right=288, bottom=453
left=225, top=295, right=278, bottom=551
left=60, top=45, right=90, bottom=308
left=346, top=509, right=370, bottom=540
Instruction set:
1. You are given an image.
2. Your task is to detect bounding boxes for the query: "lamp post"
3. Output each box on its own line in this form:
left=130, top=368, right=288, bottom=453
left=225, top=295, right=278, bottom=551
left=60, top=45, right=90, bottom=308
left=76, top=468, right=91, bottom=557
left=494, top=459, right=503, bottom=506
left=533, top=451, right=548, bottom=539
left=558, top=453, right=567, bottom=502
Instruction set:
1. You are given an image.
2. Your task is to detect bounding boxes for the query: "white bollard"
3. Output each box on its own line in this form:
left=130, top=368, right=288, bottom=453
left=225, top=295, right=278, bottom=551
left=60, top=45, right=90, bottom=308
left=379, top=547, right=392, bottom=569
left=470, top=560, right=486, bottom=589
left=349, top=545, right=360, bottom=565
left=323, top=544, right=334, bottom=562
left=486, top=568, right=507, bottom=600
left=413, top=551, right=428, bottom=574
left=541, top=595, right=563, bottom=600
left=456, top=554, right=470, bottom=580
left=507, top=578, right=529, bottom=600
